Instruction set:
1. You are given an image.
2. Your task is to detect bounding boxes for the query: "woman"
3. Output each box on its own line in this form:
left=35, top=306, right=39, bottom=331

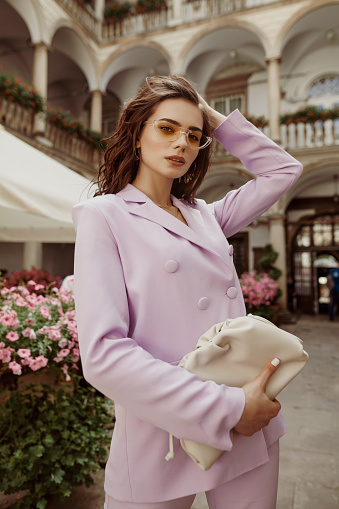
left=72, top=75, right=303, bottom=509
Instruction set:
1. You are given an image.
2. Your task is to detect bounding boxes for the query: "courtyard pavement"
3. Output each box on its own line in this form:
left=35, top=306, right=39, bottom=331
left=1, top=315, right=338, bottom=508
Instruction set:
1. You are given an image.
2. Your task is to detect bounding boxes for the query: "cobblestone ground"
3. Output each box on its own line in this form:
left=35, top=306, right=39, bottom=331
left=1, top=315, right=338, bottom=509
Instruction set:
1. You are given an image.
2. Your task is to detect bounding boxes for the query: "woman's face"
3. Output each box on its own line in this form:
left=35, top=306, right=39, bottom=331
left=135, top=98, right=203, bottom=185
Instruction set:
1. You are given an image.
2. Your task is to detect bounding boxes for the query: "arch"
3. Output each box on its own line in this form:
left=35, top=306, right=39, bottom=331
left=180, top=19, right=268, bottom=74
left=277, top=0, right=339, bottom=56
left=282, top=161, right=339, bottom=212
left=50, top=23, right=98, bottom=91
left=3, top=0, right=42, bottom=43
left=100, top=40, right=172, bottom=93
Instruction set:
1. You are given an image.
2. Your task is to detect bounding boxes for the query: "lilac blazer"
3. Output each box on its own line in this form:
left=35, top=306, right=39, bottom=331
left=72, top=110, right=303, bottom=503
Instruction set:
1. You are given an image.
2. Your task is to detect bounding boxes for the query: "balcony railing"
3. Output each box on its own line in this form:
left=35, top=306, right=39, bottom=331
left=213, top=118, right=339, bottom=156
left=0, top=97, right=98, bottom=169
left=102, top=7, right=169, bottom=40
left=58, top=0, right=283, bottom=41
left=280, top=120, right=339, bottom=151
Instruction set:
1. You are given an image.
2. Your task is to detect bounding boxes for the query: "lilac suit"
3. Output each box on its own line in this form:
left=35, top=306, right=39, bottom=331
left=72, top=110, right=303, bottom=503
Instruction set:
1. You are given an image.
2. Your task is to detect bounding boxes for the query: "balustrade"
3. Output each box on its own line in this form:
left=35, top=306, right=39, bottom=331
left=281, top=119, right=339, bottom=151
left=58, top=0, right=281, bottom=41
left=0, top=98, right=34, bottom=136
left=213, top=119, right=339, bottom=156
left=0, top=97, right=98, bottom=167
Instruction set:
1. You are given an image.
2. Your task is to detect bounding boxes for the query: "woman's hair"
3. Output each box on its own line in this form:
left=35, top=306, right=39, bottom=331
left=93, top=75, right=213, bottom=203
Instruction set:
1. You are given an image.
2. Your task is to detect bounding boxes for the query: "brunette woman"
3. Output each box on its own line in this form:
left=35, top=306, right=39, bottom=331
left=72, top=75, right=302, bottom=509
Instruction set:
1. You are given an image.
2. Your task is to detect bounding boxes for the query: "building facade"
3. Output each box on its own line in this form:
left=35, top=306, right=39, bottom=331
left=0, top=0, right=339, bottom=315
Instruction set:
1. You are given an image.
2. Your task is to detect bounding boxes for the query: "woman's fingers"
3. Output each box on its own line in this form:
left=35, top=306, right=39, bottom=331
left=233, top=358, right=281, bottom=437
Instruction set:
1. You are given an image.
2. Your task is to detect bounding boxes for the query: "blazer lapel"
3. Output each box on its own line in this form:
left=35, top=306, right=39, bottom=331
left=117, top=184, right=230, bottom=269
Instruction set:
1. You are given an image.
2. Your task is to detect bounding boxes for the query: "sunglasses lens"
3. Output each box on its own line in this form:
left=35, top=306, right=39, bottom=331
left=155, top=121, right=207, bottom=148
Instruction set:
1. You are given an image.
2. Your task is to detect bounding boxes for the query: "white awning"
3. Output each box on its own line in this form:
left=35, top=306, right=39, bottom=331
left=0, top=125, right=93, bottom=242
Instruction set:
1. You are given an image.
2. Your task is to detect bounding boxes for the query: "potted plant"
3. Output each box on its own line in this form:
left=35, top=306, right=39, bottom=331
left=240, top=270, right=280, bottom=321
left=0, top=277, right=113, bottom=508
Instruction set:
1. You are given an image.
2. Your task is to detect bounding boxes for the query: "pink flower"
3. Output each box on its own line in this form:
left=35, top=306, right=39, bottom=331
left=0, top=346, right=14, bottom=363
left=59, top=348, right=70, bottom=358
left=0, top=314, right=15, bottom=326
left=6, top=331, right=19, bottom=342
left=21, top=356, right=33, bottom=366
left=58, top=338, right=68, bottom=348
left=39, top=305, right=51, bottom=320
left=48, top=329, right=61, bottom=341
left=71, top=348, right=80, bottom=362
left=35, top=284, right=45, bottom=291
left=24, top=317, right=36, bottom=325
left=9, top=361, right=22, bottom=375
left=29, top=355, right=48, bottom=371
left=22, top=327, right=36, bottom=340
left=17, top=348, right=32, bottom=358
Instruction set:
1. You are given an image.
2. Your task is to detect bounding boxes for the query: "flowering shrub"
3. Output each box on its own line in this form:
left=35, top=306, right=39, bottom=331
left=3, top=266, right=61, bottom=292
left=240, top=271, right=279, bottom=320
left=0, top=383, right=112, bottom=509
left=47, top=107, right=102, bottom=149
left=0, top=70, right=44, bottom=113
left=104, top=1, right=133, bottom=20
left=280, top=105, right=339, bottom=125
left=0, top=280, right=79, bottom=381
left=244, top=114, right=268, bottom=129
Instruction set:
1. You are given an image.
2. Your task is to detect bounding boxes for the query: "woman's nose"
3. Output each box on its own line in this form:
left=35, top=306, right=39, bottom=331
left=173, top=132, right=188, bottom=149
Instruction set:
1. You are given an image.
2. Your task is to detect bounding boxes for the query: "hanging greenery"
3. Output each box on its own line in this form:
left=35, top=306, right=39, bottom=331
left=0, top=70, right=44, bottom=113
left=46, top=108, right=102, bottom=149
left=280, top=105, right=339, bottom=125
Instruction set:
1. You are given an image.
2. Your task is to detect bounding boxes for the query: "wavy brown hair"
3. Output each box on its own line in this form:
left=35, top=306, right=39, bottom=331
left=93, top=75, right=213, bottom=203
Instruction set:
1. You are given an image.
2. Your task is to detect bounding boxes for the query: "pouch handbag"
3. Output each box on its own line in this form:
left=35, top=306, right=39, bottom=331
left=165, top=314, right=308, bottom=470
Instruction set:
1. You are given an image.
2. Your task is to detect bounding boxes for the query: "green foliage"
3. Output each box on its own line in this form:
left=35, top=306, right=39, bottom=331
left=0, top=380, right=113, bottom=508
left=244, top=114, right=268, bottom=129
left=2, top=267, right=61, bottom=292
left=46, top=108, right=102, bottom=149
left=258, top=244, right=282, bottom=281
left=280, top=105, right=339, bottom=125
left=104, top=1, right=133, bottom=20
left=0, top=71, right=45, bottom=113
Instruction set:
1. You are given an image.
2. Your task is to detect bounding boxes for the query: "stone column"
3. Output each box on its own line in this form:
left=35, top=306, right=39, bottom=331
left=168, top=0, right=182, bottom=26
left=269, top=213, right=287, bottom=309
left=266, top=57, right=281, bottom=143
left=32, top=42, right=49, bottom=137
left=23, top=242, right=43, bottom=270
left=90, top=89, right=103, bottom=133
left=94, top=0, right=105, bottom=20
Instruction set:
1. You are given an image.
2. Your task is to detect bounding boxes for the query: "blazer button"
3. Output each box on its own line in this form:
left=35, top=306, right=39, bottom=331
left=198, top=297, right=209, bottom=310
left=165, top=260, right=178, bottom=273
left=226, top=287, right=238, bottom=299
left=228, top=245, right=234, bottom=256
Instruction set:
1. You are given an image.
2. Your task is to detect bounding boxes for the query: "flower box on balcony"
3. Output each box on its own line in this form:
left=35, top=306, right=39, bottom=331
left=0, top=71, right=44, bottom=114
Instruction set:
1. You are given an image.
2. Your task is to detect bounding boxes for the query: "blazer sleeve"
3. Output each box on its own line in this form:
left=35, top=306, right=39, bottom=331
left=210, top=110, right=303, bottom=237
left=72, top=201, right=245, bottom=452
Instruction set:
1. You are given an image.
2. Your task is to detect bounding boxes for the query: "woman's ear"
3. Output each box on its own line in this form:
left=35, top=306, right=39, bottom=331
left=136, top=140, right=141, bottom=148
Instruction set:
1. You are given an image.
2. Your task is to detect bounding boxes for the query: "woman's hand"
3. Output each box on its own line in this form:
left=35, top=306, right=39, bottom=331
left=198, top=94, right=227, bottom=131
left=234, top=358, right=282, bottom=437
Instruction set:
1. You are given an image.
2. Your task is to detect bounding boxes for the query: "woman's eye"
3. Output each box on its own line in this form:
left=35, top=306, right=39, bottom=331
left=188, top=133, right=199, bottom=142
left=160, top=124, right=175, bottom=133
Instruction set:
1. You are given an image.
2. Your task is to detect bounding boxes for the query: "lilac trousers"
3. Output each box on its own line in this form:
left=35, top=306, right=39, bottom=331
left=104, top=442, right=279, bottom=509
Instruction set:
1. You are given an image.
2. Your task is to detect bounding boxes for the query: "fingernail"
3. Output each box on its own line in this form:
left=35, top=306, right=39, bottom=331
left=271, top=358, right=280, bottom=367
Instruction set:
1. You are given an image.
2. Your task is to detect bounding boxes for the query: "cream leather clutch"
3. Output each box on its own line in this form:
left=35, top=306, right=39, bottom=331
left=166, top=314, right=309, bottom=470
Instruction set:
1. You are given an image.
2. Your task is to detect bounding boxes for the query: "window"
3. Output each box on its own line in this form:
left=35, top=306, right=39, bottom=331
left=308, top=75, right=339, bottom=109
left=212, top=94, right=245, bottom=116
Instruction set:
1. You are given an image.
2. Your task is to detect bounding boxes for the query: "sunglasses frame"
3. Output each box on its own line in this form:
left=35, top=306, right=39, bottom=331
left=144, top=119, right=212, bottom=150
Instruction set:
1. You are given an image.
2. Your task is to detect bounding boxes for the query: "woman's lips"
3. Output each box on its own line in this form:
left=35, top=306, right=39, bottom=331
left=166, top=156, right=186, bottom=167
